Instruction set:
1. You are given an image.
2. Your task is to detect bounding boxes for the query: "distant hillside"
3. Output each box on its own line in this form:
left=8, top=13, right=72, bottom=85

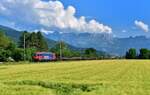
left=0, top=25, right=58, bottom=48
left=0, top=25, right=82, bottom=50
left=0, top=25, right=21, bottom=41
left=45, top=32, right=150, bottom=55
left=0, top=25, right=117, bottom=56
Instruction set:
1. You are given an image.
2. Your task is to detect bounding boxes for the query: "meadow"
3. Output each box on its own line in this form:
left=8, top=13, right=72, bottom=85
left=0, top=60, right=150, bottom=95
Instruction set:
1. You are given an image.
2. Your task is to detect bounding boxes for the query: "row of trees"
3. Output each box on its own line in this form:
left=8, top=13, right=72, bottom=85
left=51, top=44, right=99, bottom=59
left=1, top=29, right=150, bottom=62
left=18, top=31, right=100, bottom=60
left=126, top=48, right=150, bottom=59
left=19, top=31, right=48, bottom=51
left=19, top=32, right=100, bottom=60
left=0, top=31, right=49, bottom=62
left=0, top=30, right=100, bottom=62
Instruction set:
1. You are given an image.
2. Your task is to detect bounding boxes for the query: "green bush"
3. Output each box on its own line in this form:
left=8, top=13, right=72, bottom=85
left=139, top=48, right=150, bottom=59
left=12, top=48, right=24, bottom=61
left=125, top=48, right=137, bottom=59
left=0, top=48, right=11, bottom=61
left=25, top=48, right=37, bottom=61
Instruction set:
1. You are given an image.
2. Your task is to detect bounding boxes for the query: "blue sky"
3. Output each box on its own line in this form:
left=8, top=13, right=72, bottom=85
left=59, top=0, right=150, bottom=37
left=0, top=0, right=150, bottom=37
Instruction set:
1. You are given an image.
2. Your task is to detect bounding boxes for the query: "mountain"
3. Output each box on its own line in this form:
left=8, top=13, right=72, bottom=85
left=45, top=32, right=150, bottom=55
left=0, top=25, right=21, bottom=41
left=1, top=25, right=150, bottom=55
left=0, top=25, right=57, bottom=48
left=0, top=25, right=81, bottom=49
left=112, top=36, right=150, bottom=55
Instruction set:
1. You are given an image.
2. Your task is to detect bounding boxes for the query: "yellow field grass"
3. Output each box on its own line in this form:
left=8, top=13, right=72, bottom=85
left=0, top=60, right=150, bottom=95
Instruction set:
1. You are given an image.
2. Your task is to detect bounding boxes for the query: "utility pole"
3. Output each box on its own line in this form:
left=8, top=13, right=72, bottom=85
left=24, top=33, right=26, bottom=61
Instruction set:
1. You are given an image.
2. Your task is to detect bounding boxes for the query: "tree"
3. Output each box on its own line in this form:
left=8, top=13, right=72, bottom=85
left=0, top=48, right=11, bottom=61
left=12, top=48, right=24, bottom=61
left=29, top=32, right=38, bottom=48
left=6, top=42, right=16, bottom=51
left=149, top=50, right=150, bottom=59
left=125, top=48, right=137, bottom=59
left=25, top=48, right=37, bottom=61
left=84, top=48, right=97, bottom=58
left=139, top=48, right=149, bottom=59
left=36, top=31, right=48, bottom=51
left=0, top=31, right=16, bottom=61
left=0, top=31, right=11, bottom=48
left=18, top=31, right=48, bottom=51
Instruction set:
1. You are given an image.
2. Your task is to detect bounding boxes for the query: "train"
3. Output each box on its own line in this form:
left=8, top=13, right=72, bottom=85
left=32, top=52, right=101, bottom=62
left=32, top=52, right=56, bottom=62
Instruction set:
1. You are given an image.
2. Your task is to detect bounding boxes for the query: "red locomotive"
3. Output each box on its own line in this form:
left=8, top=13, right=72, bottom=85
left=33, top=52, right=56, bottom=62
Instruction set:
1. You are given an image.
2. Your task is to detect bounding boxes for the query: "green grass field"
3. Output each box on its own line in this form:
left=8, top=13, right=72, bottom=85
left=0, top=60, right=150, bottom=95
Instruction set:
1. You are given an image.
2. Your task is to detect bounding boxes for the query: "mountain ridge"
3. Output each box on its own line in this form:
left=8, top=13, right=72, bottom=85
left=45, top=31, right=150, bottom=55
left=0, top=25, right=82, bottom=50
left=1, top=25, right=150, bottom=55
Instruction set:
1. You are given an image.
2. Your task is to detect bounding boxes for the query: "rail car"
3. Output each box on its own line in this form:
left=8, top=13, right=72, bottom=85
left=32, top=52, right=56, bottom=62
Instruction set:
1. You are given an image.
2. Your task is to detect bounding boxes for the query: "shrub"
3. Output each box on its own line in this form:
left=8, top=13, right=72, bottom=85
left=12, top=48, right=24, bottom=61
left=0, top=48, right=11, bottom=61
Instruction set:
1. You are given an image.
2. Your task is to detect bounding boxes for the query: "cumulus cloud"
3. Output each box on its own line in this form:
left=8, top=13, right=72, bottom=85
left=0, top=0, right=112, bottom=34
left=134, top=20, right=149, bottom=32
left=34, top=28, right=54, bottom=35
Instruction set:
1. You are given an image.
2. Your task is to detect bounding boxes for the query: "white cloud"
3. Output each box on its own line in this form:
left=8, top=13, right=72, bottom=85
left=0, top=0, right=112, bottom=34
left=40, top=29, right=54, bottom=34
left=134, top=20, right=149, bottom=32
left=34, top=28, right=54, bottom=34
